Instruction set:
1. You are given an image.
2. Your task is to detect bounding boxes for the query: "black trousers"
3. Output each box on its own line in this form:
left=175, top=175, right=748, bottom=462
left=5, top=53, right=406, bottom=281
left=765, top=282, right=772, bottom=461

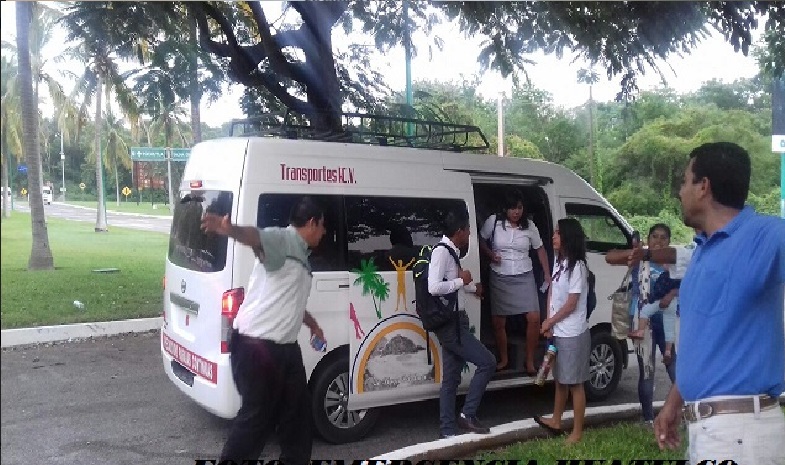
left=219, top=332, right=312, bottom=465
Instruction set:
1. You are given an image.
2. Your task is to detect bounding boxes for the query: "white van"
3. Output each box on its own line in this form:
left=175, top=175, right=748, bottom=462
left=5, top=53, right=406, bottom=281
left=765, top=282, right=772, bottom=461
left=161, top=117, right=634, bottom=444
left=42, top=186, right=53, bottom=205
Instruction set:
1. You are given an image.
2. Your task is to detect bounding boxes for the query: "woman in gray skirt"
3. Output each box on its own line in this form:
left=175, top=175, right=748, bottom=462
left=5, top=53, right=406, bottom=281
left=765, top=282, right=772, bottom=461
left=479, top=191, right=551, bottom=373
left=534, top=217, right=591, bottom=444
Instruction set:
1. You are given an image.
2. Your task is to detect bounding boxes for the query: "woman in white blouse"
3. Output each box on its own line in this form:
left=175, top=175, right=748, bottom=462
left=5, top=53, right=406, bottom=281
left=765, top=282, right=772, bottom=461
left=534, top=217, right=591, bottom=444
left=480, top=191, right=551, bottom=373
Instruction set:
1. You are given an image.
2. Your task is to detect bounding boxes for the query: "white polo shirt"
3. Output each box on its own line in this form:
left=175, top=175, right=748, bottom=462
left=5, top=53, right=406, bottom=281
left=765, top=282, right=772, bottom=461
left=427, top=237, right=477, bottom=312
left=480, top=214, right=543, bottom=276
left=233, top=226, right=313, bottom=343
left=549, top=257, right=588, bottom=338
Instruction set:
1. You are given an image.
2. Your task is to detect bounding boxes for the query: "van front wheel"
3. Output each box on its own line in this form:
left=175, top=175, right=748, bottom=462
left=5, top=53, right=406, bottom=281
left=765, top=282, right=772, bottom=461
left=311, top=356, right=380, bottom=444
left=584, top=331, right=623, bottom=402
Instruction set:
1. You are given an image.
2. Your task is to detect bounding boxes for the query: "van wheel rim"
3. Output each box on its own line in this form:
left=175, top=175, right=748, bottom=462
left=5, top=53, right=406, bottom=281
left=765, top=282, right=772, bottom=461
left=589, top=342, right=615, bottom=390
left=324, top=372, right=366, bottom=430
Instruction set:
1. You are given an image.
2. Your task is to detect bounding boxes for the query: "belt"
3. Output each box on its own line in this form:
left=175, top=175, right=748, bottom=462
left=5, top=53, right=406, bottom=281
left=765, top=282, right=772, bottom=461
left=683, top=395, right=778, bottom=423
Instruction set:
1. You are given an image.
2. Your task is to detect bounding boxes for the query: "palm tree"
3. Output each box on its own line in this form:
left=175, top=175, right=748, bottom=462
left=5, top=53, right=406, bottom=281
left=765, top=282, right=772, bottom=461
left=60, top=27, right=140, bottom=232
left=577, top=68, right=600, bottom=187
left=1, top=55, right=23, bottom=218
left=101, top=110, right=132, bottom=207
left=3, top=3, right=68, bottom=191
left=352, top=258, right=390, bottom=319
left=16, top=2, right=53, bottom=270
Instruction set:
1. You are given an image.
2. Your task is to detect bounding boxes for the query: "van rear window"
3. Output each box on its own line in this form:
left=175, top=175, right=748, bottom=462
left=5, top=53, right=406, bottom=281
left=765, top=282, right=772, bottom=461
left=168, top=191, right=233, bottom=272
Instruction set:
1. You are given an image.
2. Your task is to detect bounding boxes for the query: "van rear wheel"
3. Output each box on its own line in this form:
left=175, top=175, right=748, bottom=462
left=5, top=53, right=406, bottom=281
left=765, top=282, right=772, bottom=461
left=311, top=356, right=380, bottom=444
left=584, top=330, right=623, bottom=401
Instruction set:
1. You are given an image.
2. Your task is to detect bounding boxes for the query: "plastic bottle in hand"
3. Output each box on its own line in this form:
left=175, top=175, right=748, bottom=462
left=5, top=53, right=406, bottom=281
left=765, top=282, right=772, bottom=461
left=535, top=343, right=558, bottom=386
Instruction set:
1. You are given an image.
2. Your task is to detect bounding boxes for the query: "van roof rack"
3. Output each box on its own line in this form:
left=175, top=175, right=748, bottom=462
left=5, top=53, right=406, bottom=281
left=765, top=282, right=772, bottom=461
left=229, top=112, right=490, bottom=153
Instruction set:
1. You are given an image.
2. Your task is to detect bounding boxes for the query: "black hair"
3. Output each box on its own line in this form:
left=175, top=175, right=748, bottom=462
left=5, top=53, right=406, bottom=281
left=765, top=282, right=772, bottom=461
left=289, top=196, right=324, bottom=227
left=389, top=224, right=414, bottom=248
left=443, top=207, right=470, bottom=237
left=648, top=223, right=671, bottom=240
left=557, top=218, right=587, bottom=274
left=689, top=142, right=750, bottom=210
left=499, top=189, right=529, bottom=229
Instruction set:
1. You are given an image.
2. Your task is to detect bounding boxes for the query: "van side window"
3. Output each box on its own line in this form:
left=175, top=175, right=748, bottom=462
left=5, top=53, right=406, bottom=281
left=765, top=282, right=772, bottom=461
left=257, top=194, right=345, bottom=272
left=565, top=203, right=629, bottom=253
left=345, top=196, right=465, bottom=271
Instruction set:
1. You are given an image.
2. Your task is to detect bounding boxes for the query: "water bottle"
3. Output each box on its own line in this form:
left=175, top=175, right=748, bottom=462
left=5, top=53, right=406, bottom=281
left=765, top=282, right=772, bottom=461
left=535, top=343, right=557, bottom=386
left=310, top=334, right=327, bottom=352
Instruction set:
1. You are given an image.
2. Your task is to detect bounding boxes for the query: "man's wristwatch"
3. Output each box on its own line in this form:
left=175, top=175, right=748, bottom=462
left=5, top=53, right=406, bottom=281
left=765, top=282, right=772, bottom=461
left=643, top=249, right=651, bottom=262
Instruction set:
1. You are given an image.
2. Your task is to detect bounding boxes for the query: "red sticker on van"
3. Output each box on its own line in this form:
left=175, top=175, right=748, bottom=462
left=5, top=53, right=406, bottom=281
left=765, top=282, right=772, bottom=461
left=280, top=163, right=356, bottom=184
left=162, top=332, right=218, bottom=384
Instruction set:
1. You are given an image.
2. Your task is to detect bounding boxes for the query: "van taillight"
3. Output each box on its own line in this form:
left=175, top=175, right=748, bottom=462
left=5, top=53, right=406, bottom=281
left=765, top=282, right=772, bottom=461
left=221, top=288, right=244, bottom=353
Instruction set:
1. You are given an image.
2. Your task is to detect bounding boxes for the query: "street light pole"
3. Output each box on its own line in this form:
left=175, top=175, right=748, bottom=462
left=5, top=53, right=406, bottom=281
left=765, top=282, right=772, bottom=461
left=60, top=132, right=65, bottom=202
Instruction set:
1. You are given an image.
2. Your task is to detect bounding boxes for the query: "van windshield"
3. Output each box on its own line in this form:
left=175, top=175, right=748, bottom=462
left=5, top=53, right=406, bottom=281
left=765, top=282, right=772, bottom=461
left=168, top=190, right=233, bottom=272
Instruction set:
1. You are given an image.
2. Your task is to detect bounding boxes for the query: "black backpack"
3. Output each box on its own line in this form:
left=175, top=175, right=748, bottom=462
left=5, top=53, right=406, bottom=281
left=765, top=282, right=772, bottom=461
left=412, top=242, right=461, bottom=331
left=586, top=263, right=597, bottom=319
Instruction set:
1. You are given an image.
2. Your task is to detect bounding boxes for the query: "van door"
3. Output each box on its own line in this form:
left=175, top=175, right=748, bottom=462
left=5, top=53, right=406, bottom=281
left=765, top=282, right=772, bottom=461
left=345, top=195, right=467, bottom=411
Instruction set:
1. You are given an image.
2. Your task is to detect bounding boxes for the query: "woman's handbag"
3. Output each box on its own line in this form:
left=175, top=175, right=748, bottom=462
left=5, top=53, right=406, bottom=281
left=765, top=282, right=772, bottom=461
left=609, top=268, right=633, bottom=339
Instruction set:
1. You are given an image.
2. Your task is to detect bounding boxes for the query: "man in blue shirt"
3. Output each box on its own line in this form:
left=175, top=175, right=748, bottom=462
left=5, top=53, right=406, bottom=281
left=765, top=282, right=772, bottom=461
left=651, top=142, right=785, bottom=465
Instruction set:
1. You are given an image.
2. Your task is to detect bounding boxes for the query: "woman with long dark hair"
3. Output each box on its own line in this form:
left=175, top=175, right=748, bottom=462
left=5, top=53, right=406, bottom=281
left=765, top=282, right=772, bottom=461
left=479, top=190, right=551, bottom=374
left=533, top=217, right=590, bottom=444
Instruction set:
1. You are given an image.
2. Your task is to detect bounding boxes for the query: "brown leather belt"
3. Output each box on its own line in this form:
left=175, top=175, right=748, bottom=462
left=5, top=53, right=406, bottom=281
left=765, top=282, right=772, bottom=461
left=683, top=395, right=779, bottom=422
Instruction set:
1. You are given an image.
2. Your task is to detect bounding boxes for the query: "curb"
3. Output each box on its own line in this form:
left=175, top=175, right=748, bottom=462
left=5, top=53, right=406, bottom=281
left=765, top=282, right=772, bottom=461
left=1, top=317, right=162, bottom=348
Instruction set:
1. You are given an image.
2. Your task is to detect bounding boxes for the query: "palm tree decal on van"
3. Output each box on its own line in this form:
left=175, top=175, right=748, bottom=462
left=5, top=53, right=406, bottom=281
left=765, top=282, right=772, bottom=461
left=351, top=258, right=390, bottom=319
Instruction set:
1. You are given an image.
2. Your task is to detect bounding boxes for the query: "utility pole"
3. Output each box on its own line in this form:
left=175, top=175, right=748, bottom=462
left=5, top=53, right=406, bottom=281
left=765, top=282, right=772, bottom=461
left=404, top=0, right=413, bottom=138
left=166, top=148, right=175, bottom=211
left=497, top=92, right=505, bottom=157
left=588, top=83, right=595, bottom=186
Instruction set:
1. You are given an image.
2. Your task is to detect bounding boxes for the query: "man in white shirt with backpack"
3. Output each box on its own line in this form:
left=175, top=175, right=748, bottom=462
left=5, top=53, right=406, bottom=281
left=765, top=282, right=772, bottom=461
left=428, top=208, right=496, bottom=438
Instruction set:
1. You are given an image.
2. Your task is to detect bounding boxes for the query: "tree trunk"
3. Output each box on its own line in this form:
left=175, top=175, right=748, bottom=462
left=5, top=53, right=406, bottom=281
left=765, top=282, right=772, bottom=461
left=188, top=12, right=202, bottom=144
left=94, top=73, right=107, bottom=232
left=115, top=159, right=120, bottom=207
left=2, top=151, right=10, bottom=218
left=2, top=118, right=11, bottom=218
left=17, top=1, right=54, bottom=270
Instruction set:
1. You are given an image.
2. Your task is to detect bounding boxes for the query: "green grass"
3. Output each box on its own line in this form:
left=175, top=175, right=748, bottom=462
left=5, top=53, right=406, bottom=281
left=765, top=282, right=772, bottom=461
left=477, top=421, right=686, bottom=462
left=478, top=406, right=785, bottom=461
left=65, top=200, right=173, bottom=216
left=0, top=213, right=168, bottom=329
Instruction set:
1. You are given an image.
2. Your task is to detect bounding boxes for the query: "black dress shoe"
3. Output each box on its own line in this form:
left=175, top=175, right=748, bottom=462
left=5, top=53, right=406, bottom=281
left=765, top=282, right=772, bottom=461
left=457, top=413, right=491, bottom=434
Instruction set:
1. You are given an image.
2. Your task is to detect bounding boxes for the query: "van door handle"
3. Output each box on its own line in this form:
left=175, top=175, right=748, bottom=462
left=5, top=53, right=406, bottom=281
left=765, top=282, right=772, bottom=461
left=316, top=279, right=350, bottom=292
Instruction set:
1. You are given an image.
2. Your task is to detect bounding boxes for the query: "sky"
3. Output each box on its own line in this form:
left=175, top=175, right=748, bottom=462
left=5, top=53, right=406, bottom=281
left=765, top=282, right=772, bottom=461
left=0, top=1, right=764, bottom=129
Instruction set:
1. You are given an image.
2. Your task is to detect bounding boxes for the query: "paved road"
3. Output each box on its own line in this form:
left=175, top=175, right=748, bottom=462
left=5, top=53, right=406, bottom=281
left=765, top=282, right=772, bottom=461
left=14, top=201, right=172, bottom=234
left=1, top=332, right=675, bottom=465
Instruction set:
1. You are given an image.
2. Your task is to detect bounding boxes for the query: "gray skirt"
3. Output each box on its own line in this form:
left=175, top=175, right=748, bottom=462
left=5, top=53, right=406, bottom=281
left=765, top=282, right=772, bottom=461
left=489, top=270, right=539, bottom=316
left=552, top=330, right=591, bottom=385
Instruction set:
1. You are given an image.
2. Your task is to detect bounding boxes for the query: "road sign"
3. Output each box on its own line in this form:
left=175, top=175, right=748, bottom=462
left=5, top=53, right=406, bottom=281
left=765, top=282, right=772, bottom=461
left=79, top=182, right=86, bottom=191
left=130, top=147, right=166, bottom=161
left=130, top=147, right=191, bottom=161
left=17, top=164, right=27, bottom=173
left=122, top=186, right=132, bottom=200
left=171, top=148, right=191, bottom=161
left=21, top=187, right=27, bottom=196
